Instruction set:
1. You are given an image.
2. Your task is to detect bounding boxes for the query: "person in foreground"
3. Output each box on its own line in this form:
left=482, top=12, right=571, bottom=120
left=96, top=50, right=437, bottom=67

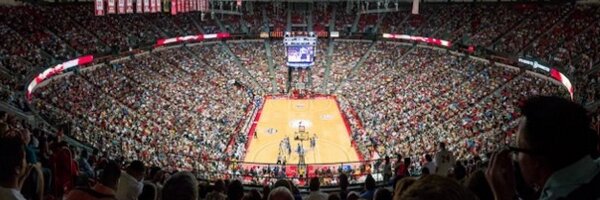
left=0, top=137, right=28, bottom=200
left=306, top=177, right=328, bottom=200
left=161, top=171, right=198, bottom=200
left=116, top=160, right=145, bottom=200
left=65, top=161, right=122, bottom=200
left=486, top=96, right=600, bottom=200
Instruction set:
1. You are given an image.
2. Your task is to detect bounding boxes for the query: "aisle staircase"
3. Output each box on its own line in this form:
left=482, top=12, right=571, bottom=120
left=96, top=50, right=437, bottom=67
left=220, top=42, right=267, bottom=94
left=332, top=41, right=376, bottom=93
left=319, top=39, right=335, bottom=93
left=264, top=41, right=278, bottom=94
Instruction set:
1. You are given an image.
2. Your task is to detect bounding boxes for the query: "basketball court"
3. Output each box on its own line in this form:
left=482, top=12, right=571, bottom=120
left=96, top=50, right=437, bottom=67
left=244, top=97, right=361, bottom=164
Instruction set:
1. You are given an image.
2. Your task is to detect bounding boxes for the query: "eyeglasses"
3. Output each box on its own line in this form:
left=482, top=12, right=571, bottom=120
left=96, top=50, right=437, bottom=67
left=507, top=146, right=540, bottom=155
left=506, top=146, right=544, bottom=161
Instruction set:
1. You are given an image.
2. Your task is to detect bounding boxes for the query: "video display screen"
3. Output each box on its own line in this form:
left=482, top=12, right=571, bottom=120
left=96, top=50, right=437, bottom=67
left=287, top=46, right=314, bottom=63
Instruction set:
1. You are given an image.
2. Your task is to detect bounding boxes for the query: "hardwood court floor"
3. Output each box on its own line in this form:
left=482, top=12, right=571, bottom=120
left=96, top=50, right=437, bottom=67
left=244, top=98, right=360, bottom=164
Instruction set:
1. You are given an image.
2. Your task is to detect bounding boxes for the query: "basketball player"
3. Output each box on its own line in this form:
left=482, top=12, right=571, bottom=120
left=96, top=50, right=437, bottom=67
left=277, top=153, right=283, bottom=165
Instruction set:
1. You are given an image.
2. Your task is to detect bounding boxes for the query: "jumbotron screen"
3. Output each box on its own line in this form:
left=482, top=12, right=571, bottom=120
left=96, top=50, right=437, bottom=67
left=287, top=46, right=314, bottom=66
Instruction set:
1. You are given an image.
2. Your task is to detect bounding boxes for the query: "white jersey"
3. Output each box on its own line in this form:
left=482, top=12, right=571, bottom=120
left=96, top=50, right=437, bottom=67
left=434, top=149, right=454, bottom=176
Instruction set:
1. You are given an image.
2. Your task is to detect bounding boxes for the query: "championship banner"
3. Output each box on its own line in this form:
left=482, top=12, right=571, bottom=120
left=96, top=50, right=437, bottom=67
left=178, top=0, right=183, bottom=13
left=136, top=0, right=142, bottom=13
left=411, top=0, right=419, bottom=14
left=149, top=0, right=155, bottom=13
left=156, top=0, right=162, bottom=13
left=118, top=0, right=125, bottom=13
left=95, top=0, right=104, bottom=16
left=199, top=0, right=207, bottom=12
left=171, top=0, right=177, bottom=15
left=181, top=0, right=185, bottom=12
left=107, top=0, right=116, bottom=14
left=126, top=0, right=133, bottom=13
left=183, top=0, right=190, bottom=12
left=143, top=0, right=149, bottom=12
left=184, top=0, right=189, bottom=12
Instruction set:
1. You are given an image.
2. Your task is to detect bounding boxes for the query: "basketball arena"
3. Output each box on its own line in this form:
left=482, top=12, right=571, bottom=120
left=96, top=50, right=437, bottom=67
left=1, top=0, right=600, bottom=199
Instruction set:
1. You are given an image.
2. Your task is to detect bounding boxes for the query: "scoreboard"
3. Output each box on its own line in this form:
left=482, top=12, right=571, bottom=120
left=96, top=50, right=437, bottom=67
left=284, top=32, right=317, bottom=68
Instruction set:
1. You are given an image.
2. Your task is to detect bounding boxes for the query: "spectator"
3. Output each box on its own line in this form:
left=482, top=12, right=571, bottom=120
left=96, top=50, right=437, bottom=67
left=486, top=96, right=600, bottom=200
left=360, top=174, right=376, bottom=200
left=144, top=167, right=165, bottom=199
left=244, top=189, right=262, bottom=200
left=373, top=188, right=392, bottom=200
left=138, top=183, right=158, bottom=200
left=227, top=180, right=244, bottom=200
left=161, top=172, right=198, bottom=200
left=435, top=142, right=454, bottom=176
left=464, top=170, right=492, bottom=200
left=327, top=193, right=341, bottom=200
left=117, top=160, right=145, bottom=200
left=382, top=156, right=393, bottom=184
left=267, top=187, right=294, bottom=200
left=306, top=177, right=327, bottom=200
left=262, top=185, right=270, bottom=200
left=423, top=154, right=436, bottom=176
left=400, top=175, right=477, bottom=200
left=206, top=179, right=227, bottom=200
left=346, top=192, right=360, bottom=200
left=0, top=136, right=28, bottom=200
left=453, top=161, right=467, bottom=183
left=337, top=174, right=349, bottom=200
left=78, top=150, right=95, bottom=179
left=421, top=167, right=430, bottom=177
left=65, top=160, right=122, bottom=200
left=392, top=177, right=416, bottom=200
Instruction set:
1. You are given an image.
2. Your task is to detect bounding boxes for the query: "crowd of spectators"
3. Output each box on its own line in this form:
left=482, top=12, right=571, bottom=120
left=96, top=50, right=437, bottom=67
left=338, top=43, right=570, bottom=177
left=31, top=47, right=253, bottom=183
left=325, top=41, right=371, bottom=93
left=0, top=2, right=600, bottom=200
left=228, top=41, right=273, bottom=92
left=312, top=3, right=332, bottom=32
left=4, top=94, right=599, bottom=200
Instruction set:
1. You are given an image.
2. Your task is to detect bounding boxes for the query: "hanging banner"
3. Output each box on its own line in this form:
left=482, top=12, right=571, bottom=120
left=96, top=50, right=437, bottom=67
left=126, top=0, right=133, bottom=13
left=136, top=0, right=142, bottom=13
left=184, top=0, right=188, bottom=12
left=156, top=0, right=161, bottom=13
left=411, top=0, right=419, bottom=14
left=171, top=0, right=177, bottom=15
left=95, top=0, right=105, bottom=16
left=149, top=0, right=155, bottom=12
left=143, top=0, right=150, bottom=12
left=199, top=0, right=207, bottom=12
left=118, top=0, right=125, bottom=13
left=178, top=0, right=183, bottom=13
left=107, top=0, right=116, bottom=14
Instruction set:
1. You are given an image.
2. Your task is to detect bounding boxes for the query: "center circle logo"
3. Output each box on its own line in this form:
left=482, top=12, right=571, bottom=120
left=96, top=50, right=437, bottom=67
left=289, top=119, right=312, bottom=128
left=266, top=128, right=278, bottom=135
left=321, top=114, right=333, bottom=120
